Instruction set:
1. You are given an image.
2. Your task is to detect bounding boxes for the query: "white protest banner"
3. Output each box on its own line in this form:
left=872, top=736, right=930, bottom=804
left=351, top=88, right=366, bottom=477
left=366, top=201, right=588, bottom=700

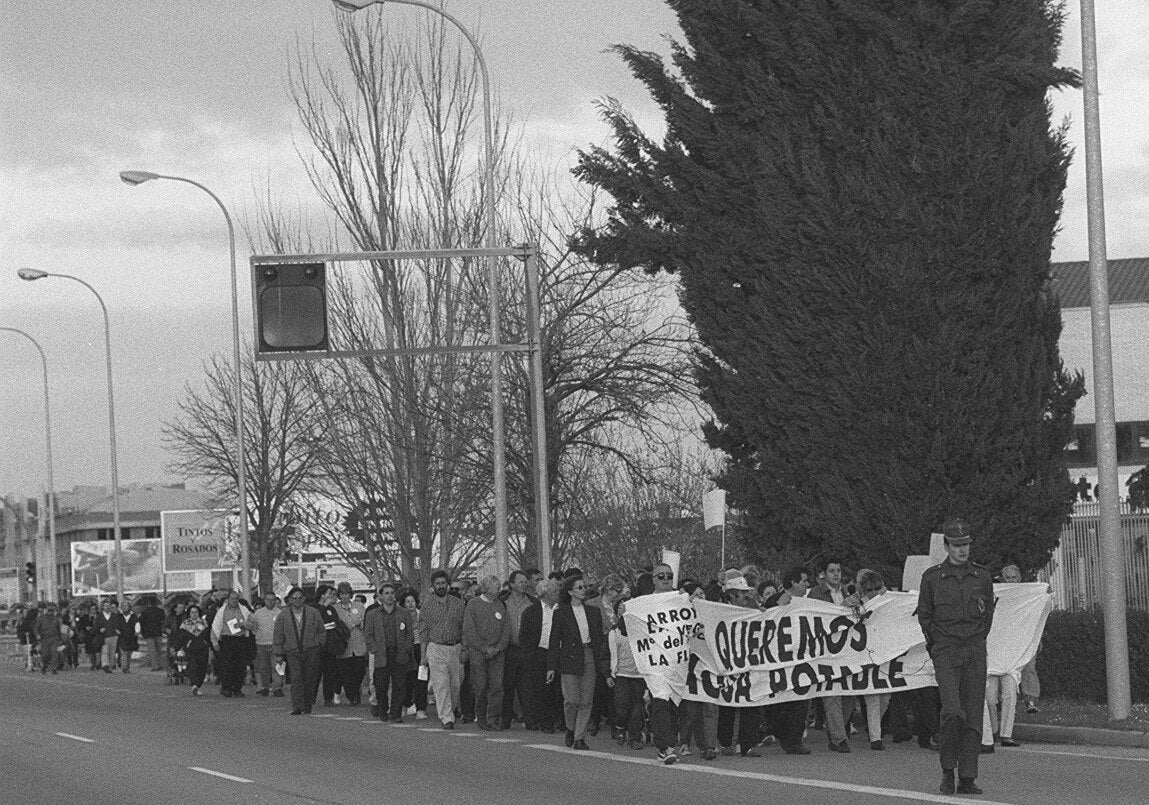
left=624, top=584, right=1051, bottom=707
left=660, top=549, right=682, bottom=585
left=620, top=590, right=695, bottom=702
left=702, top=489, right=726, bottom=530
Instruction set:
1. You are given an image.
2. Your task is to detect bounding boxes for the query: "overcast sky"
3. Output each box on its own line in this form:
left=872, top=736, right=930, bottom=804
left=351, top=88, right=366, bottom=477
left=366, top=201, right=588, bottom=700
left=1, top=1, right=1146, bottom=498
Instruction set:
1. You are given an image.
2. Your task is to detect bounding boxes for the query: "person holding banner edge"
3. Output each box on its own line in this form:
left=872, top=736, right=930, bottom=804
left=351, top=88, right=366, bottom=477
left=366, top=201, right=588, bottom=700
left=917, top=517, right=995, bottom=796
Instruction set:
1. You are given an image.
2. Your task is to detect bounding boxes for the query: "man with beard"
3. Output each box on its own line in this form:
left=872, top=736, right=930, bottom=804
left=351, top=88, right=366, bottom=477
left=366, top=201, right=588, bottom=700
left=421, top=569, right=466, bottom=729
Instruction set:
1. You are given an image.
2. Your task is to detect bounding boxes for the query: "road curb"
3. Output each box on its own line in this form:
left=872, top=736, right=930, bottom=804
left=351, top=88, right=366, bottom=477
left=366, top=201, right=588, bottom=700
left=1013, top=722, right=1149, bottom=748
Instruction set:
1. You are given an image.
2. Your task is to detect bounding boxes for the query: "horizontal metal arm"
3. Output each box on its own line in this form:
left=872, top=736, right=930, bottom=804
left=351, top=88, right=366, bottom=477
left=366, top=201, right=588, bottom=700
left=251, top=245, right=532, bottom=265
left=256, top=342, right=534, bottom=363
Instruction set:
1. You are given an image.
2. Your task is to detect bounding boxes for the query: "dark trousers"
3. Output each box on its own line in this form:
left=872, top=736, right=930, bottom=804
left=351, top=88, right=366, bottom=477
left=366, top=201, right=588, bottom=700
left=501, top=645, right=527, bottom=727
left=216, top=636, right=248, bottom=693
left=287, top=647, right=322, bottom=713
left=765, top=699, right=809, bottom=751
left=591, top=670, right=612, bottom=727
left=186, top=647, right=209, bottom=688
left=403, top=644, right=428, bottom=711
left=320, top=652, right=341, bottom=703
left=719, top=705, right=763, bottom=753
left=649, top=695, right=678, bottom=751
left=459, top=658, right=475, bottom=720
left=523, top=646, right=563, bottom=729
left=339, top=654, right=368, bottom=704
left=934, top=644, right=987, bottom=780
left=613, top=676, right=646, bottom=740
left=373, top=656, right=408, bottom=719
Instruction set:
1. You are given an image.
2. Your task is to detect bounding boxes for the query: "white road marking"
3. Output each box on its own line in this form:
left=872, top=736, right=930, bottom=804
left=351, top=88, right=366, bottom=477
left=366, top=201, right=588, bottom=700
left=1014, top=747, right=1149, bottom=763
left=419, top=727, right=443, bottom=732
left=485, top=737, right=520, bottom=743
left=449, top=732, right=482, bottom=737
left=55, top=732, right=95, bottom=743
left=189, top=767, right=253, bottom=784
left=335, top=717, right=363, bottom=721
left=309, top=713, right=336, bottom=718
left=525, top=744, right=1014, bottom=805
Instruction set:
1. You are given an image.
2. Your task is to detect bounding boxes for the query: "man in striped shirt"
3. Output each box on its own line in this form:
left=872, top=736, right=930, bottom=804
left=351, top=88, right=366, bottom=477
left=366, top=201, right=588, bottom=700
left=421, top=569, right=466, bottom=729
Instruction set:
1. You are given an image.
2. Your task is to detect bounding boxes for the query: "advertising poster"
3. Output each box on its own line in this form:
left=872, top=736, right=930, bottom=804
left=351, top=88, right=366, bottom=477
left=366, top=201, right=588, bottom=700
left=161, top=509, right=240, bottom=573
left=71, top=538, right=163, bottom=596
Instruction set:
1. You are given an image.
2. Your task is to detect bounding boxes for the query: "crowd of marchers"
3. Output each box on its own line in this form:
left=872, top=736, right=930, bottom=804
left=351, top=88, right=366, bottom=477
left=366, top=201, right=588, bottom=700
left=9, top=556, right=1040, bottom=771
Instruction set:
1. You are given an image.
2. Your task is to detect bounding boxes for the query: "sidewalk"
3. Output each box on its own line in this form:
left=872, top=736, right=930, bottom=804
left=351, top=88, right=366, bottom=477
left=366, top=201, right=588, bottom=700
left=1014, top=722, right=1149, bottom=748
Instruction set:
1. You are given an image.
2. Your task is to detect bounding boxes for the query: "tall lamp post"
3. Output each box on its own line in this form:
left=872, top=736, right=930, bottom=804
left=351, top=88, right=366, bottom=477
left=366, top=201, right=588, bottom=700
left=0, top=327, right=56, bottom=600
left=118, top=170, right=253, bottom=597
left=1078, top=0, right=1131, bottom=722
left=16, top=269, right=123, bottom=603
left=332, top=0, right=510, bottom=579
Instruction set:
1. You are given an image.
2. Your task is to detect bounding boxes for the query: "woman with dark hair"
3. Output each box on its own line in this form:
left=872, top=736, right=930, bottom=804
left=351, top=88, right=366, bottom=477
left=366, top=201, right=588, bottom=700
left=210, top=589, right=254, bottom=697
left=172, top=604, right=211, bottom=695
left=76, top=603, right=102, bottom=670
left=546, top=575, right=609, bottom=750
left=399, top=588, right=428, bottom=718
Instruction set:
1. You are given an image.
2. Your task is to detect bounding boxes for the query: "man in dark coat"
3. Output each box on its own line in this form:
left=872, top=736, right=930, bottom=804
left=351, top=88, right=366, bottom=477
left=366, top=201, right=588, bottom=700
left=273, top=586, right=327, bottom=715
left=95, top=599, right=125, bottom=674
left=363, top=582, right=416, bottom=722
left=918, top=517, right=996, bottom=796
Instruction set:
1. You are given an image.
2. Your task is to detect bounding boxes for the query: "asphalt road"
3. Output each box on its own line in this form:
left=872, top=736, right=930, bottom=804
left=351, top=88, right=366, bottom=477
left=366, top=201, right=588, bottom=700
left=1, top=664, right=1144, bottom=805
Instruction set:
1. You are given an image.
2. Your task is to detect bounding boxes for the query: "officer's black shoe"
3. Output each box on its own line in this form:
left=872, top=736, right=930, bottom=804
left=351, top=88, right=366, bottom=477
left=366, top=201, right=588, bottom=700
left=565, top=729, right=575, bottom=747
left=940, top=772, right=956, bottom=795
left=957, top=779, right=983, bottom=795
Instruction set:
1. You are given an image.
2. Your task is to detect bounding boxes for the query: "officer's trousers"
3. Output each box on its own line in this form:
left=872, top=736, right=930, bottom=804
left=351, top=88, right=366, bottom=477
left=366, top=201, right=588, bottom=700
left=932, top=642, right=986, bottom=781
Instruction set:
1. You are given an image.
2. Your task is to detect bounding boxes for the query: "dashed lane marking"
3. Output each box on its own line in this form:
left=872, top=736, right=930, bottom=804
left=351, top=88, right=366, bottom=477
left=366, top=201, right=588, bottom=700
left=55, top=732, right=95, bottom=743
left=524, top=744, right=1015, bottom=805
left=1013, top=747, right=1149, bottom=763
left=309, top=713, right=336, bottom=718
left=485, top=738, right=520, bottom=743
left=189, top=767, right=253, bottom=783
left=335, top=717, right=363, bottom=721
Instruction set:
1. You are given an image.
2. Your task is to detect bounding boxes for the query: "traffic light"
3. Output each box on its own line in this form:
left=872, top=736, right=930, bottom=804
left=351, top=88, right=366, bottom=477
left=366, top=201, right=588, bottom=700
left=24, top=562, right=35, bottom=585
left=253, top=262, right=329, bottom=355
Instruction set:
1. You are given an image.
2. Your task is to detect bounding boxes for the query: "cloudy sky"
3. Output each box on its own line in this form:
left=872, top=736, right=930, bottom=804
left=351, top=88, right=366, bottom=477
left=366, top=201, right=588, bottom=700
left=1, top=1, right=1146, bottom=498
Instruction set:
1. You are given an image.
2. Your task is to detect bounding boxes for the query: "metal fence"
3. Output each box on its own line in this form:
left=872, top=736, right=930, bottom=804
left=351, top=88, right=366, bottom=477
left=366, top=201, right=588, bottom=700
left=1040, top=502, right=1149, bottom=612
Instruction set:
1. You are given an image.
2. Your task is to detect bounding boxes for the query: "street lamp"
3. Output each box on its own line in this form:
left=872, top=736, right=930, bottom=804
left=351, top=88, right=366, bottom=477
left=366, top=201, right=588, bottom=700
left=0, top=327, right=56, bottom=601
left=118, top=170, right=253, bottom=596
left=17, top=269, right=123, bottom=603
left=332, top=0, right=510, bottom=579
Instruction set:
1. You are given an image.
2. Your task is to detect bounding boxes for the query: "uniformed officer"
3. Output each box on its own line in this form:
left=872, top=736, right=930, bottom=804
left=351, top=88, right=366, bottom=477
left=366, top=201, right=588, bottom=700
left=917, top=517, right=995, bottom=796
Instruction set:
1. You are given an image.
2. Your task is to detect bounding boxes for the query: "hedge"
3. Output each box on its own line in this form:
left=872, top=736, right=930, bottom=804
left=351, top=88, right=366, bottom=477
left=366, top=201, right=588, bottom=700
left=1034, top=609, right=1149, bottom=703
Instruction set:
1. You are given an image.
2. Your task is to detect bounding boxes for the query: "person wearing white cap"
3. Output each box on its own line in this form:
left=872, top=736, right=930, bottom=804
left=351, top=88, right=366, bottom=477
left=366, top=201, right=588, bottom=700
left=716, top=576, right=765, bottom=757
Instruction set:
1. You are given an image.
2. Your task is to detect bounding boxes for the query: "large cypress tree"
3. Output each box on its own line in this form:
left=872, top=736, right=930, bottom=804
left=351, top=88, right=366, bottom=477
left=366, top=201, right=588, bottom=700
left=573, top=0, right=1084, bottom=582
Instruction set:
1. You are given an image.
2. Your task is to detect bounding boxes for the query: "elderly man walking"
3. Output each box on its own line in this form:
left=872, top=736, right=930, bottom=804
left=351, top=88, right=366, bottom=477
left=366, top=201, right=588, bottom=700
left=273, top=587, right=327, bottom=716
left=464, top=575, right=510, bottom=730
left=918, top=517, right=996, bottom=796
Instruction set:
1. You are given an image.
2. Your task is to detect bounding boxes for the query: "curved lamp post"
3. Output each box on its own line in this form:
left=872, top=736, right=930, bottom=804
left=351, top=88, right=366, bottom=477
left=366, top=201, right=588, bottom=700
left=0, top=327, right=56, bottom=601
left=332, top=0, right=510, bottom=580
left=118, top=170, right=253, bottom=596
left=17, top=268, right=123, bottom=603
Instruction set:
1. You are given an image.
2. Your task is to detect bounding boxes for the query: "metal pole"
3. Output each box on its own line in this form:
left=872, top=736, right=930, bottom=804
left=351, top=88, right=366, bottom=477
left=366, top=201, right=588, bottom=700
left=1, top=328, right=56, bottom=601
left=1079, top=0, right=1131, bottom=721
left=159, top=177, right=251, bottom=597
left=523, top=246, right=551, bottom=577
left=356, top=0, right=508, bottom=580
left=720, top=524, right=726, bottom=573
left=42, top=275, right=123, bottom=603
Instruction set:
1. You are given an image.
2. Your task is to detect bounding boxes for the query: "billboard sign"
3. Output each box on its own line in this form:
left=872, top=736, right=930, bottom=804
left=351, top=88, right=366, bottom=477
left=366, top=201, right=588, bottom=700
left=71, top=538, right=162, bottom=596
left=161, top=510, right=241, bottom=573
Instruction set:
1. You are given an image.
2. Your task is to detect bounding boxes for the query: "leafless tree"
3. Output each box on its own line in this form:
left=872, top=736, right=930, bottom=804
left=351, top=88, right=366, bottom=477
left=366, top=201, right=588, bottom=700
left=162, top=354, right=324, bottom=594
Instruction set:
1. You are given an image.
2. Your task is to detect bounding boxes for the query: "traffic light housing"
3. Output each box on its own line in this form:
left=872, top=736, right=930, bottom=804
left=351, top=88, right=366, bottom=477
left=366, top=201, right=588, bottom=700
left=253, top=262, right=329, bottom=355
left=25, top=562, right=35, bottom=585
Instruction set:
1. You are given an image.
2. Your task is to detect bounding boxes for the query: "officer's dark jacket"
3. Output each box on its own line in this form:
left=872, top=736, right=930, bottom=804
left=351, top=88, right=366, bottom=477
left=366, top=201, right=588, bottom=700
left=916, top=559, right=995, bottom=652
